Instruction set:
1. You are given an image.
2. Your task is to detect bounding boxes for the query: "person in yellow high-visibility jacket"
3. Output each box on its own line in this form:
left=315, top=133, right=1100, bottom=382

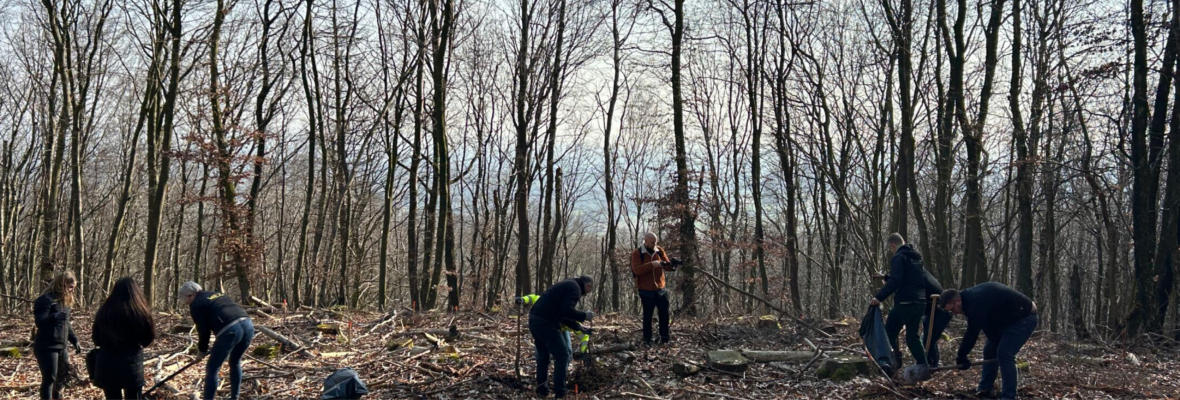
left=517, top=294, right=593, bottom=355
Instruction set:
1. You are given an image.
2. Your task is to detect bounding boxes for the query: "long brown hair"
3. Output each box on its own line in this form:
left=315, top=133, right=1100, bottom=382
left=46, top=270, right=77, bottom=308
left=94, top=277, right=156, bottom=349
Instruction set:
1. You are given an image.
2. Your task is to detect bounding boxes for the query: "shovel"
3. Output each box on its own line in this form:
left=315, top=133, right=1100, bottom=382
left=900, top=359, right=997, bottom=385
left=144, top=357, right=203, bottom=398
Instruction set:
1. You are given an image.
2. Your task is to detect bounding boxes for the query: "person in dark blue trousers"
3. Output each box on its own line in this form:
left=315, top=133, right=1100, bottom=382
left=528, top=276, right=595, bottom=399
left=180, top=282, right=255, bottom=400
left=941, top=283, right=1038, bottom=400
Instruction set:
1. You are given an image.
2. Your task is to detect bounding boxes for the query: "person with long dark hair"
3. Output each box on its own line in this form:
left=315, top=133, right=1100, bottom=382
left=92, top=277, right=156, bottom=399
left=32, top=270, right=81, bottom=400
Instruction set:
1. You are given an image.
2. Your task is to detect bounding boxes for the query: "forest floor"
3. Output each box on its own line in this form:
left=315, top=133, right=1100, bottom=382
left=0, top=307, right=1177, bottom=399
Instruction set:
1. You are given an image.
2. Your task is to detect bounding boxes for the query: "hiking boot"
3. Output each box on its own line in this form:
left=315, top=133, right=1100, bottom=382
left=973, top=389, right=997, bottom=399
left=536, top=384, right=550, bottom=397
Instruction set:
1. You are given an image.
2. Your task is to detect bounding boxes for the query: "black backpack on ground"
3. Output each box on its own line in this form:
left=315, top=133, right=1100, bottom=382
left=322, top=367, right=367, bottom=399
left=85, top=347, right=102, bottom=387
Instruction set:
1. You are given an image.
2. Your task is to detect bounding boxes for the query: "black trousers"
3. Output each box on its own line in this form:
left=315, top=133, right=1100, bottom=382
left=101, top=385, right=143, bottom=400
left=33, top=347, right=68, bottom=400
left=639, top=289, right=670, bottom=343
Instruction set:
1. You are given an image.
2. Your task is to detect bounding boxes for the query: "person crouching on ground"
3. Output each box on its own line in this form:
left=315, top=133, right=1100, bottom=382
left=941, top=282, right=1038, bottom=400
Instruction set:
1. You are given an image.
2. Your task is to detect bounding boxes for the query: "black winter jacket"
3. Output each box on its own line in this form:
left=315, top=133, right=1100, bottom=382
left=529, top=277, right=591, bottom=326
left=874, top=244, right=927, bottom=303
left=92, top=316, right=154, bottom=388
left=956, top=282, right=1035, bottom=362
left=189, top=291, right=250, bottom=352
left=32, top=292, right=78, bottom=351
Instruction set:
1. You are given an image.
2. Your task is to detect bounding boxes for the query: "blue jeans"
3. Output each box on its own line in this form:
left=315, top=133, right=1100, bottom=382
left=204, top=319, right=255, bottom=400
left=529, top=316, right=571, bottom=397
left=922, top=306, right=953, bottom=367
left=979, top=313, right=1038, bottom=399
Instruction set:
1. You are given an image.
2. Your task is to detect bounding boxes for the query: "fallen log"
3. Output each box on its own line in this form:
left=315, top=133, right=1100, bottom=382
left=695, top=268, right=831, bottom=338
left=587, top=343, right=635, bottom=355
left=256, top=325, right=308, bottom=355
left=398, top=325, right=494, bottom=336
left=249, top=296, right=273, bottom=309
left=740, top=350, right=814, bottom=363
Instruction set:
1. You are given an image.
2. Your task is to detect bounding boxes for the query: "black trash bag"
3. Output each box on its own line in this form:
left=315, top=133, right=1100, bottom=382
left=322, top=367, right=368, bottom=400
left=859, top=305, right=896, bottom=377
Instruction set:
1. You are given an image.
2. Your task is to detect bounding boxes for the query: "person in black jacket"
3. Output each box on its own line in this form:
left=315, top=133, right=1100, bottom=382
left=528, top=276, right=595, bottom=399
left=941, top=283, right=1038, bottom=400
left=32, top=270, right=81, bottom=400
left=869, top=233, right=927, bottom=368
left=873, top=268, right=952, bottom=367
left=93, top=277, right=156, bottom=399
left=179, top=282, right=255, bottom=400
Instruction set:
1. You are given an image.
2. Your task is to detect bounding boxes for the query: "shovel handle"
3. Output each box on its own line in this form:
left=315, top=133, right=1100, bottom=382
left=144, top=357, right=202, bottom=395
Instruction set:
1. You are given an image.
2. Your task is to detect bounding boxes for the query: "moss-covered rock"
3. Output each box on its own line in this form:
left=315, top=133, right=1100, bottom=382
left=816, top=353, right=873, bottom=382
left=251, top=343, right=280, bottom=359
left=0, top=347, right=21, bottom=358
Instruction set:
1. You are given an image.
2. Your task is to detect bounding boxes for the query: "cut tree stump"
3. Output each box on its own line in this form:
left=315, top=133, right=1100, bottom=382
left=740, top=350, right=814, bottom=363
left=317, top=323, right=342, bottom=335
left=707, top=350, right=749, bottom=373
left=672, top=362, right=701, bottom=377
left=815, top=353, right=874, bottom=382
left=757, top=315, right=780, bottom=331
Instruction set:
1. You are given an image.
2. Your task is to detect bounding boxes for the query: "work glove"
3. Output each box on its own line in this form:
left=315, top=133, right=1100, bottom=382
left=580, top=327, right=594, bottom=335
left=584, top=311, right=595, bottom=322
left=53, top=312, right=69, bottom=321
left=956, top=357, right=971, bottom=370
left=73, top=343, right=81, bottom=355
left=514, top=297, right=524, bottom=305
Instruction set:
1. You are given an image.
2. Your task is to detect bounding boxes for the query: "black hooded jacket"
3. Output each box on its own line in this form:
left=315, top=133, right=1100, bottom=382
left=956, top=282, right=1035, bottom=362
left=32, top=292, right=79, bottom=351
left=529, top=277, right=591, bottom=326
left=189, top=291, right=250, bottom=352
left=874, top=244, right=926, bottom=303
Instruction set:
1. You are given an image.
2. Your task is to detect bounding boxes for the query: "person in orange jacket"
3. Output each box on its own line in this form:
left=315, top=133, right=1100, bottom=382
left=630, top=232, right=681, bottom=345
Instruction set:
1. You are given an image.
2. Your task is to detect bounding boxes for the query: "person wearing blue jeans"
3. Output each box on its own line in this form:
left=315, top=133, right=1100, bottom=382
left=527, top=276, right=594, bottom=398
left=180, top=282, right=255, bottom=400
left=941, top=283, right=1039, bottom=400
